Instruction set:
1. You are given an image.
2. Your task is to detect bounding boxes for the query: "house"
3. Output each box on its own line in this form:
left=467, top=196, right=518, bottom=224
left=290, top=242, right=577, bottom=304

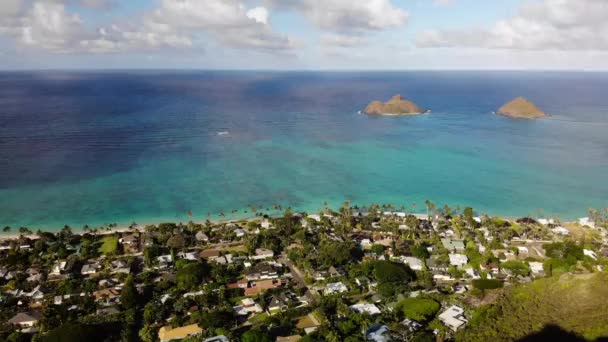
left=307, top=214, right=321, bottom=222
left=350, top=303, right=381, bottom=315
left=227, top=279, right=250, bottom=289
left=177, top=251, right=198, bottom=261
left=81, top=263, right=101, bottom=275
left=234, top=228, right=246, bottom=237
left=517, top=246, right=529, bottom=255
left=233, top=298, right=263, bottom=316
left=325, top=282, right=348, bottom=295
left=441, top=239, right=465, bottom=252
left=438, top=305, right=467, bottom=331
left=158, top=324, right=203, bottom=342
left=268, top=294, right=291, bottom=314
left=156, top=254, right=174, bottom=268
left=261, top=219, right=273, bottom=229
left=245, top=263, right=279, bottom=280
left=365, top=323, right=390, bottom=342
left=8, top=311, right=41, bottom=329
left=195, top=231, right=209, bottom=242
left=426, top=257, right=449, bottom=272
left=244, top=279, right=283, bottom=296
left=480, top=261, right=500, bottom=274
left=578, top=217, right=595, bottom=228
left=119, top=234, right=138, bottom=246
left=50, top=261, right=71, bottom=276
left=296, top=314, right=321, bottom=334
left=93, top=288, right=121, bottom=306
left=401, top=256, right=423, bottom=271
left=584, top=249, right=598, bottom=260
left=538, top=218, right=555, bottom=225
left=448, top=253, right=468, bottom=267
left=199, top=249, right=221, bottom=260
left=529, top=262, right=544, bottom=275
left=203, top=336, right=229, bottom=342
left=251, top=248, right=274, bottom=260
left=276, top=336, right=302, bottom=342
left=551, top=226, right=570, bottom=236
left=401, top=319, right=422, bottom=332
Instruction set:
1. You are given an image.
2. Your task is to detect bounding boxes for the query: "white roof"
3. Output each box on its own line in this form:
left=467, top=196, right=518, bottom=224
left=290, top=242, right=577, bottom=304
left=439, top=306, right=467, bottom=331
left=350, top=303, right=381, bottom=315
left=448, top=253, right=468, bottom=266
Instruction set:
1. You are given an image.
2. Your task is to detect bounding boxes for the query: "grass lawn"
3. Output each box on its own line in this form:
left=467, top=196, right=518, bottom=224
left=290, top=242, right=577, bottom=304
left=248, top=313, right=268, bottom=324
left=98, top=236, right=119, bottom=255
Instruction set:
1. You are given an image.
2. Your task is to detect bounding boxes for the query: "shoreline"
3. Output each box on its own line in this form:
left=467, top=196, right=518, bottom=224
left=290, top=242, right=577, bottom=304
left=0, top=210, right=586, bottom=242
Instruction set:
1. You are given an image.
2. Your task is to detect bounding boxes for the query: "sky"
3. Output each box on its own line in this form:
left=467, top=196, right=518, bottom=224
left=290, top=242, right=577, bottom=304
left=1, top=0, right=608, bottom=70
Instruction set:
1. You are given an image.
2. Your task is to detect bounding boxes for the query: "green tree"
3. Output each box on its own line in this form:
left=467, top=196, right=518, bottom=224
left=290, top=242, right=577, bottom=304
left=241, top=329, right=273, bottom=342
left=176, top=262, right=207, bottom=290
left=371, top=244, right=385, bottom=256
left=121, top=274, right=138, bottom=310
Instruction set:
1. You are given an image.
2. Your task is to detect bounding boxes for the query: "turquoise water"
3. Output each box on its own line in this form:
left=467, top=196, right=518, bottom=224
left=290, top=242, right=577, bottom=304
left=1, top=71, right=607, bottom=230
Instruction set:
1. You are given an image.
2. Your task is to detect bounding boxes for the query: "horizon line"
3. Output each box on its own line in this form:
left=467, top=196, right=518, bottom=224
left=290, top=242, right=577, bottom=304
left=1, top=68, right=608, bottom=73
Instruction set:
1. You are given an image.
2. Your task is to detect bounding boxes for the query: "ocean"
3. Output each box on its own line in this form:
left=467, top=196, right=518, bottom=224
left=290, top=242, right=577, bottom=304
left=1, top=71, right=607, bottom=230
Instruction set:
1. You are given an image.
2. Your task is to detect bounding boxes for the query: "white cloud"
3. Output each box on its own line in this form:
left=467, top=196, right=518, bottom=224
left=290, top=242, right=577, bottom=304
left=246, top=7, right=269, bottom=25
left=268, top=0, right=408, bottom=33
left=417, top=0, right=608, bottom=51
left=0, top=0, right=294, bottom=54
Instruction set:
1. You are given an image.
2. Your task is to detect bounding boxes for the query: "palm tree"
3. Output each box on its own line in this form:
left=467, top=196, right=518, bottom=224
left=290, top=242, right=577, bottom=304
left=2, top=226, right=10, bottom=233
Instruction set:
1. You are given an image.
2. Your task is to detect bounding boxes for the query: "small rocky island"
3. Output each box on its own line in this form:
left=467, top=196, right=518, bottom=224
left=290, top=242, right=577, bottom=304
left=497, top=97, right=546, bottom=118
left=363, top=95, right=427, bottom=115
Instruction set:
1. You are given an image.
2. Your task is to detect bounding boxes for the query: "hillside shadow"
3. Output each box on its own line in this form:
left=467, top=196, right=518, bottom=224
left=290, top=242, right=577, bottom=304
left=518, top=325, right=608, bottom=342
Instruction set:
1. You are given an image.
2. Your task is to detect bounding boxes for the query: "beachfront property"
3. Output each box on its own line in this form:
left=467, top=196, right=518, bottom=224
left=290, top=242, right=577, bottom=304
left=0, top=203, right=606, bottom=341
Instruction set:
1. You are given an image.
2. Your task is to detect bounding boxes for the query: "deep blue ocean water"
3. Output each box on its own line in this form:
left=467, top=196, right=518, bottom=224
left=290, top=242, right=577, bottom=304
left=1, top=71, right=607, bottom=230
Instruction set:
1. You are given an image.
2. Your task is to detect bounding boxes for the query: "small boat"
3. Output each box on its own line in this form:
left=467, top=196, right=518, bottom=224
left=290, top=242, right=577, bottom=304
left=217, top=131, right=229, bottom=136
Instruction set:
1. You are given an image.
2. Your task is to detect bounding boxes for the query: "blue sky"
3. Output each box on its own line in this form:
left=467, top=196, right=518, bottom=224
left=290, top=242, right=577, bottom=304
left=1, top=0, right=608, bottom=70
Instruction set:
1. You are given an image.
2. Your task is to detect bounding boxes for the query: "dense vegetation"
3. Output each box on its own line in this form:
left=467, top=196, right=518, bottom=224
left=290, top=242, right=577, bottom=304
left=458, top=272, right=608, bottom=341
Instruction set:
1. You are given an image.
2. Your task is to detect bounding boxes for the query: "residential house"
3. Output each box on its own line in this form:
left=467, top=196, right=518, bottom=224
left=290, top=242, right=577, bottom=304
left=199, top=249, right=221, bottom=260
left=268, top=294, right=291, bottom=314
left=245, top=263, right=279, bottom=280
left=158, top=324, right=203, bottom=342
left=350, top=303, right=381, bottom=315
left=401, top=319, right=422, bottom=332
left=203, top=336, right=229, bottom=342
left=195, top=231, right=209, bottom=243
left=276, top=336, right=302, bottom=342
left=251, top=248, right=274, bottom=260
left=81, top=263, right=101, bottom=275
left=528, top=262, right=544, bottom=275
left=93, top=288, right=121, bottom=306
left=234, top=228, right=246, bottom=237
left=8, top=311, right=41, bottom=329
left=552, top=226, right=570, bottom=236
left=365, top=323, right=390, bottom=342
left=296, top=314, right=321, bottom=334
left=325, top=282, right=348, bottom=295
left=244, top=279, right=284, bottom=296
left=438, top=305, right=467, bottom=331
left=441, top=239, right=465, bottom=252
left=448, top=253, right=468, bottom=267
left=233, top=298, right=263, bottom=316
left=177, top=251, right=198, bottom=261
left=401, top=256, right=423, bottom=271
left=584, top=249, right=598, bottom=260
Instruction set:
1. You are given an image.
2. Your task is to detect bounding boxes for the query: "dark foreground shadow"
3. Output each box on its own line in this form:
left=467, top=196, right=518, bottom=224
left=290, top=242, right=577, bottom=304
left=518, top=325, right=608, bottom=342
